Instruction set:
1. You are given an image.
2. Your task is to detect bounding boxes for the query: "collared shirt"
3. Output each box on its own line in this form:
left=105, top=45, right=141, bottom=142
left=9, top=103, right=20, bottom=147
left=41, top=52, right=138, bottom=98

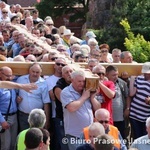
left=0, top=88, right=17, bottom=123
left=4, top=38, right=15, bottom=51
left=61, top=84, right=93, bottom=137
left=12, top=43, right=21, bottom=58
left=131, top=135, right=150, bottom=150
left=16, top=75, right=50, bottom=113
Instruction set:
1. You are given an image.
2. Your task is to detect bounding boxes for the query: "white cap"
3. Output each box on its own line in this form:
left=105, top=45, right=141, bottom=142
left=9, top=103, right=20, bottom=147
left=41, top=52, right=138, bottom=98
left=141, top=62, right=150, bottom=73
left=86, top=31, right=96, bottom=38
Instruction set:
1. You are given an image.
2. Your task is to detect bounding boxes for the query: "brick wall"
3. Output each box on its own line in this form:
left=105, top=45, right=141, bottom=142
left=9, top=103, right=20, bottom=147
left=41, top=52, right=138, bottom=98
left=7, top=0, right=37, bottom=7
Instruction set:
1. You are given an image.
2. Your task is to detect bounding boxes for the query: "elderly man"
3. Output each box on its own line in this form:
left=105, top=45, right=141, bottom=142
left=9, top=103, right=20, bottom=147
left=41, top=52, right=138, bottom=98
left=120, top=51, right=134, bottom=63
left=61, top=70, right=100, bottom=150
left=130, top=117, right=150, bottom=150
left=0, top=66, right=17, bottom=150
left=112, top=48, right=121, bottom=63
left=95, top=108, right=127, bottom=150
left=16, top=63, right=50, bottom=132
left=106, top=65, right=130, bottom=140
left=53, top=65, right=74, bottom=150
left=17, top=109, right=46, bottom=150
left=77, top=122, right=105, bottom=150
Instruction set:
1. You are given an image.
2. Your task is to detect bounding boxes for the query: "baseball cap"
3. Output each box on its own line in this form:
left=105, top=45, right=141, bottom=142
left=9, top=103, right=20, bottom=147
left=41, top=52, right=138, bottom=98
left=86, top=31, right=96, bottom=39
left=141, top=62, right=150, bottom=73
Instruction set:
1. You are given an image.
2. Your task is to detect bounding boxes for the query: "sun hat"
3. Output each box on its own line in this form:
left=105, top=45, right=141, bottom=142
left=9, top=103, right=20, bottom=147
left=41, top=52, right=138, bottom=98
left=63, top=29, right=74, bottom=36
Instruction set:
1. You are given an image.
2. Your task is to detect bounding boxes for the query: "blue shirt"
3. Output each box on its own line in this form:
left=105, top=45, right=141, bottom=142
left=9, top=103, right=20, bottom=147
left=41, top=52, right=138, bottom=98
left=12, top=43, right=21, bottom=58
left=16, top=75, right=50, bottom=113
left=0, top=88, right=17, bottom=123
left=61, top=84, right=93, bottom=137
left=131, top=134, right=150, bottom=150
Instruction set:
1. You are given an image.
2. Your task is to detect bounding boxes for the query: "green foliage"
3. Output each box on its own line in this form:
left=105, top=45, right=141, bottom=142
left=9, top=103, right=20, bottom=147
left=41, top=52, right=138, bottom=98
left=36, top=0, right=89, bottom=22
left=120, top=19, right=150, bottom=63
left=96, top=0, right=150, bottom=52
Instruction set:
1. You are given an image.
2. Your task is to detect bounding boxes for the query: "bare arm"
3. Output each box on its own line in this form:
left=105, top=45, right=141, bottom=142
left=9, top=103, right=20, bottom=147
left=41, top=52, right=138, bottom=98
left=99, top=82, right=115, bottom=99
left=0, top=81, right=37, bottom=92
left=90, top=91, right=101, bottom=111
left=66, top=90, right=90, bottom=112
left=129, top=76, right=137, bottom=97
left=54, top=87, right=61, bottom=102
left=44, top=103, right=50, bottom=130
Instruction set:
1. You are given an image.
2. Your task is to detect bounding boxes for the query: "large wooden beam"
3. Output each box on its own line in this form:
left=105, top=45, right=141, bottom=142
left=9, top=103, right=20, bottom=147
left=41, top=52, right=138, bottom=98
left=79, top=63, right=143, bottom=76
left=0, top=62, right=143, bottom=76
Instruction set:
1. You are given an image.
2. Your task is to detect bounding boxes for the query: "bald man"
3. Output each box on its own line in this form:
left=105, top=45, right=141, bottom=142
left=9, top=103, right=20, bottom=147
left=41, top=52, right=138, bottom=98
left=0, top=66, right=18, bottom=150
left=77, top=122, right=105, bottom=150
left=95, top=108, right=127, bottom=150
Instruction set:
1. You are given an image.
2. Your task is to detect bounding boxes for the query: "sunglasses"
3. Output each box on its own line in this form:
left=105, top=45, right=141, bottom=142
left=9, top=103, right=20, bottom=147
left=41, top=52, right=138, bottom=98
left=101, top=50, right=108, bottom=53
left=51, top=57, right=58, bottom=61
left=2, top=12, right=8, bottom=14
left=56, top=62, right=66, bottom=67
left=99, top=120, right=109, bottom=124
left=97, top=72, right=105, bottom=76
left=34, top=53, right=42, bottom=57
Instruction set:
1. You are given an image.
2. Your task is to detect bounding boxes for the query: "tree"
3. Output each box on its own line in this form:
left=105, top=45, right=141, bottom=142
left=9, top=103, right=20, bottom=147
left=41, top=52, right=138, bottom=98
left=36, top=0, right=90, bottom=22
left=93, top=0, right=150, bottom=51
left=120, top=19, right=150, bottom=63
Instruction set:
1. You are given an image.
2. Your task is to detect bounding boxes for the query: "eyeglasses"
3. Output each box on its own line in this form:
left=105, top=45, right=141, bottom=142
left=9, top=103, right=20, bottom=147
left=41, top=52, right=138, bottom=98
left=34, top=53, right=42, bottom=57
left=97, top=72, right=105, bottom=76
left=56, top=62, right=66, bottom=67
left=99, top=120, right=109, bottom=124
left=114, top=55, right=120, bottom=57
left=2, top=12, right=8, bottom=14
left=1, top=72, right=12, bottom=78
left=51, top=57, right=58, bottom=61
left=101, top=50, right=108, bottom=53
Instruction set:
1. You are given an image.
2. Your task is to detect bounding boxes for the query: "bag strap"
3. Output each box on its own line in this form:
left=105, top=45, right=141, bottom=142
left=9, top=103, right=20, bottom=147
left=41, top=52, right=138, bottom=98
left=5, top=89, right=12, bottom=121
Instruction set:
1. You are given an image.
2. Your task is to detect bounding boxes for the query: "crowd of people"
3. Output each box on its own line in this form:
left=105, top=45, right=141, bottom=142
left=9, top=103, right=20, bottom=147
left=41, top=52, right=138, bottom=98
left=0, top=1, right=150, bottom=150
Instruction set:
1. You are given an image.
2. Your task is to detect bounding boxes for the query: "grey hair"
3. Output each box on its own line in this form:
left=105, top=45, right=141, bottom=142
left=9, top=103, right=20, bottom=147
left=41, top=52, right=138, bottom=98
left=92, top=64, right=106, bottom=73
left=71, top=70, right=85, bottom=79
left=112, top=48, right=121, bottom=53
left=89, top=122, right=105, bottom=135
left=88, top=58, right=99, bottom=64
left=62, top=65, right=74, bottom=74
left=146, top=117, right=150, bottom=127
left=88, top=38, right=98, bottom=45
left=120, top=51, right=131, bottom=59
left=28, top=109, right=46, bottom=128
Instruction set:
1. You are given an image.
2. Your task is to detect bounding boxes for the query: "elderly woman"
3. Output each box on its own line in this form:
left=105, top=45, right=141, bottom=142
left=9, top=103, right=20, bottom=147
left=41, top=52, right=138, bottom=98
left=99, top=43, right=112, bottom=63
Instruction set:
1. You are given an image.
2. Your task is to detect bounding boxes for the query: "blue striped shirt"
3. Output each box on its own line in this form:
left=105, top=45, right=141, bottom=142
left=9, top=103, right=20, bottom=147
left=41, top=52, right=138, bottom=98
left=130, top=75, right=150, bottom=122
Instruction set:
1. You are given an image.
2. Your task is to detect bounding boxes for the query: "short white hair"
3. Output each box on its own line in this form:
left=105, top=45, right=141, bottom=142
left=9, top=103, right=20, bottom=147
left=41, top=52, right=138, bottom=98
left=71, top=70, right=85, bottom=79
left=88, top=38, right=98, bottom=45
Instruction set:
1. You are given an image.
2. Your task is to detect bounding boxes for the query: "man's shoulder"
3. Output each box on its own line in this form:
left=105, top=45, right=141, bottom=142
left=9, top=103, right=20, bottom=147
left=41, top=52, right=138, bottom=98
left=17, top=74, right=28, bottom=81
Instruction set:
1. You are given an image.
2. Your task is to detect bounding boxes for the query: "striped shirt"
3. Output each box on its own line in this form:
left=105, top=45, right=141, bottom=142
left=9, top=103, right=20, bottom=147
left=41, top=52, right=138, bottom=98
left=130, top=75, right=150, bottom=122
